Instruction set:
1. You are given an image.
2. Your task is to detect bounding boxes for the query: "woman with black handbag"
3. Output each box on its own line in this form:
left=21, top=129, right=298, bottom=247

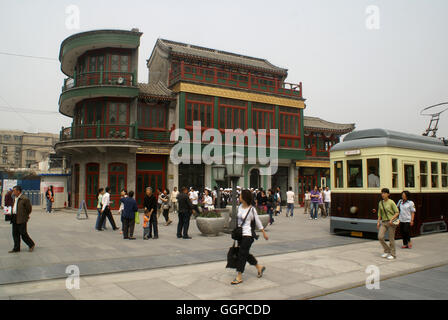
left=231, top=189, right=268, bottom=285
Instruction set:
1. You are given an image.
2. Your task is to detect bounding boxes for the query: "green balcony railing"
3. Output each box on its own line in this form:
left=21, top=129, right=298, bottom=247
left=62, top=71, right=136, bottom=91
left=60, top=123, right=139, bottom=141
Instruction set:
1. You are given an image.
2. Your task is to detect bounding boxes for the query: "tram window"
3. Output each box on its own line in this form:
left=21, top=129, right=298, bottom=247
left=334, top=161, right=344, bottom=188
left=404, top=164, right=415, bottom=188
left=392, top=158, right=398, bottom=188
left=431, top=162, right=439, bottom=188
left=420, top=161, right=428, bottom=188
left=347, top=160, right=363, bottom=188
left=442, top=163, right=448, bottom=188
left=367, top=159, right=380, bottom=188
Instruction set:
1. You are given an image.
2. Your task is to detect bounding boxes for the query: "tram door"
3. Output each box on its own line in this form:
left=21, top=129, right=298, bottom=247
left=298, top=175, right=317, bottom=205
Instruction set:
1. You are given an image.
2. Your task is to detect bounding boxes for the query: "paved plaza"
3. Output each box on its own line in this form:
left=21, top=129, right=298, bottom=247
left=0, top=206, right=447, bottom=300
left=0, top=206, right=366, bottom=284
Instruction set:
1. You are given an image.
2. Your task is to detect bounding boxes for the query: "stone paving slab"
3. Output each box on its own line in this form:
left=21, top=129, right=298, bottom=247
left=0, top=207, right=368, bottom=285
left=0, top=232, right=446, bottom=300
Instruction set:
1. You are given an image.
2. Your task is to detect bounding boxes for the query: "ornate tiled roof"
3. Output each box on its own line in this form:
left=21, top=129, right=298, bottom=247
left=156, top=39, right=288, bottom=75
left=138, top=82, right=175, bottom=100
left=304, top=116, right=355, bottom=134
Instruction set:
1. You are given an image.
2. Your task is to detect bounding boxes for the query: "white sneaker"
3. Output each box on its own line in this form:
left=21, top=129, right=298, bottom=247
left=387, top=255, right=395, bottom=260
left=314, top=218, right=318, bottom=220
left=309, top=217, right=313, bottom=220
left=381, top=253, right=389, bottom=258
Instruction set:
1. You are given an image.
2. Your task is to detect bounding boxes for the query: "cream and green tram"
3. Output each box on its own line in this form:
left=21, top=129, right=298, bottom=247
left=329, top=129, right=448, bottom=238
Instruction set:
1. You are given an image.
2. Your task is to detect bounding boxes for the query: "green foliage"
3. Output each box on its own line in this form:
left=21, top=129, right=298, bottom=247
left=198, top=210, right=222, bottom=218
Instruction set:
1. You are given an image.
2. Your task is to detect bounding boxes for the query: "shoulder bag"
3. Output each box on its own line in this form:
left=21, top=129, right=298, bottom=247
left=231, top=206, right=252, bottom=241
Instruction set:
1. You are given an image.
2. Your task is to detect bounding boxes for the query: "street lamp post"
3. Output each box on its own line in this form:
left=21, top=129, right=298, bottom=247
left=225, top=152, right=244, bottom=230
left=212, top=165, right=226, bottom=208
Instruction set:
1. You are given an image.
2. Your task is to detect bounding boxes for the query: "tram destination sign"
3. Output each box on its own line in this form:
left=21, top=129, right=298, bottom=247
left=344, top=149, right=361, bottom=156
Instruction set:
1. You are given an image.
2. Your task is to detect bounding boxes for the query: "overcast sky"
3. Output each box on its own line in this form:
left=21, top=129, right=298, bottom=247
left=0, top=0, right=447, bottom=138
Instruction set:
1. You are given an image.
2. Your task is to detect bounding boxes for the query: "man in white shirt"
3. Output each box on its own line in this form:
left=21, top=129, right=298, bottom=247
left=286, top=187, right=295, bottom=217
left=323, top=187, right=332, bottom=216
left=189, top=187, right=200, bottom=218
left=98, top=187, right=119, bottom=231
left=368, top=167, right=380, bottom=188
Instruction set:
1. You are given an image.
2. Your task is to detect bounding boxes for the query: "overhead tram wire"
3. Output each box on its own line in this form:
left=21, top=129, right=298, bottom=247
left=0, top=51, right=58, bottom=61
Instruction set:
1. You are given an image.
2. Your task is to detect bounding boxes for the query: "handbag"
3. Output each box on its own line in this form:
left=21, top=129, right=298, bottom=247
left=381, top=200, right=399, bottom=225
left=226, top=240, right=239, bottom=269
left=231, top=206, right=253, bottom=241
left=135, top=211, right=140, bottom=224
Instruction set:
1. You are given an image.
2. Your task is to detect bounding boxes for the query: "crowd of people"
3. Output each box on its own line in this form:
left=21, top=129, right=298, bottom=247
left=3, top=183, right=416, bottom=284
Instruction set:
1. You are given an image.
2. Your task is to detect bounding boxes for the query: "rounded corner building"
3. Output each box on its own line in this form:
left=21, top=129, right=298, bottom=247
left=55, top=28, right=354, bottom=210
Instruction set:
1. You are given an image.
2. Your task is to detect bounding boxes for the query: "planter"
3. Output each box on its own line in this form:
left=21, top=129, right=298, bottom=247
left=215, top=208, right=230, bottom=229
left=257, top=214, right=270, bottom=231
left=196, top=217, right=225, bottom=236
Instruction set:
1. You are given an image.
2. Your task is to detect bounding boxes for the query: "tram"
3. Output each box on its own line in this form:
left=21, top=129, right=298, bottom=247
left=329, top=128, right=448, bottom=238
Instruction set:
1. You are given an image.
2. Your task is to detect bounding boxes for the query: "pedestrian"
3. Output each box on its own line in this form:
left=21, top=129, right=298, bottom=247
left=95, top=188, right=106, bottom=230
left=143, top=210, right=151, bottom=240
left=97, top=187, right=119, bottom=231
left=324, top=186, right=331, bottom=216
left=304, top=189, right=311, bottom=215
left=177, top=186, right=193, bottom=239
left=310, top=186, right=320, bottom=220
left=377, top=188, right=400, bottom=260
left=212, top=186, right=218, bottom=207
left=266, top=190, right=274, bottom=225
left=156, top=188, right=163, bottom=219
left=161, top=189, right=173, bottom=226
left=8, top=185, right=35, bottom=253
left=170, top=186, right=179, bottom=215
left=202, top=189, right=214, bottom=212
left=45, top=185, right=54, bottom=213
left=189, top=187, right=200, bottom=218
left=318, top=187, right=327, bottom=218
left=118, top=189, right=128, bottom=234
left=144, top=187, right=158, bottom=239
left=231, top=189, right=268, bottom=285
left=397, top=191, right=416, bottom=249
left=120, top=191, right=138, bottom=240
left=275, top=187, right=282, bottom=216
left=4, top=188, right=13, bottom=222
left=286, top=186, right=295, bottom=217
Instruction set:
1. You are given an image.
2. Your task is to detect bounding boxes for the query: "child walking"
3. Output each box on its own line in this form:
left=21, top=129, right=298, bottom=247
left=143, top=211, right=151, bottom=240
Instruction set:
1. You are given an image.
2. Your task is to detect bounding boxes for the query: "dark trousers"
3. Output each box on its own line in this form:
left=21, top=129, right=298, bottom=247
left=237, top=236, right=257, bottom=273
left=177, top=211, right=191, bottom=237
left=98, top=206, right=118, bottom=230
left=149, top=212, right=158, bottom=237
left=12, top=221, right=35, bottom=251
left=162, top=209, right=169, bottom=222
left=400, top=222, right=412, bottom=246
left=192, top=205, right=200, bottom=217
left=267, top=206, right=274, bottom=224
left=122, top=218, right=135, bottom=238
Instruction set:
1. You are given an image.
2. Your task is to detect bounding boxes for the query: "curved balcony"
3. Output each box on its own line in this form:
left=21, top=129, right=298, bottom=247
left=59, top=29, right=142, bottom=77
left=55, top=123, right=142, bottom=153
left=59, top=83, right=139, bottom=117
left=63, top=71, right=136, bottom=91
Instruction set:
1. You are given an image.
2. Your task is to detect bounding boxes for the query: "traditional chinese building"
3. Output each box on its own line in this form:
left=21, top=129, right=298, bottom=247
left=55, top=28, right=353, bottom=209
left=296, top=116, right=355, bottom=204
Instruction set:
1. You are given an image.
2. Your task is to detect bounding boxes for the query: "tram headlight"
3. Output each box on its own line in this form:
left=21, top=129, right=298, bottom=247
left=350, top=206, right=358, bottom=214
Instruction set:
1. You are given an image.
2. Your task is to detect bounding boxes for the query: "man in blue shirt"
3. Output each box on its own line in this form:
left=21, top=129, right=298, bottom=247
left=120, top=191, right=138, bottom=240
left=310, top=186, right=320, bottom=220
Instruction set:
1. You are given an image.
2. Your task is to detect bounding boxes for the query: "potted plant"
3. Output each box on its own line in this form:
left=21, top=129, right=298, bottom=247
left=256, top=207, right=270, bottom=230
left=196, top=209, right=225, bottom=236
